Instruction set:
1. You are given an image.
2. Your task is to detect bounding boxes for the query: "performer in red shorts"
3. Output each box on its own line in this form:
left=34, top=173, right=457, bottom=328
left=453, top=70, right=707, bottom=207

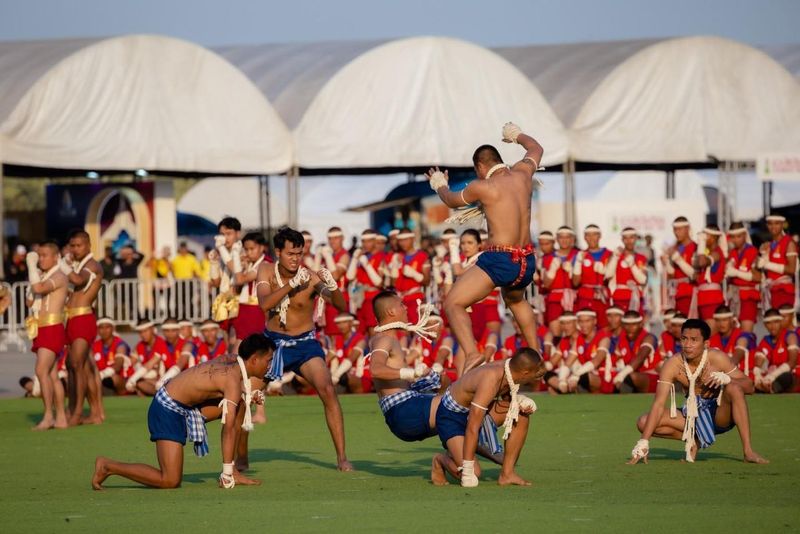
left=758, top=214, right=797, bottom=311
left=695, top=225, right=727, bottom=328
left=608, top=227, right=648, bottom=312
left=25, top=241, right=69, bottom=430
left=709, top=305, right=757, bottom=379
left=63, top=230, right=104, bottom=426
left=449, top=229, right=484, bottom=340
left=542, top=226, right=579, bottom=335
left=126, top=320, right=170, bottom=396
left=566, top=309, right=611, bottom=393
left=393, top=228, right=431, bottom=324
left=663, top=216, right=698, bottom=317
left=754, top=309, right=799, bottom=394
left=319, top=227, right=351, bottom=337
left=233, top=232, right=269, bottom=348
left=613, top=310, right=659, bottom=393
left=346, top=229, right=386, bottom=335
left=659, top=313, right=685, bottom=361
left=92, top=317, right=131, bottom=395
left=195, top=320, right=227, bottom=364
left=325, top=313, right=367, bottom=389
left=725, top=222, right=761, bottom=332
left=573, top=224, right=612, bottom=327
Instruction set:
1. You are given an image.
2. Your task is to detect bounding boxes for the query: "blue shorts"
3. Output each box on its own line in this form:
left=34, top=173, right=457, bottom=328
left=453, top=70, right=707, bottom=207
left=682, top=396, right=735, bottom=448
left=436, top=400, right=468, bottom=449
left=264, top=329, right=325, bottom=375
left=384, top=394, right=436, bottom=442
left=147, top=396, right=189, bottom=445
left=476, top=250, right=536, bottom=291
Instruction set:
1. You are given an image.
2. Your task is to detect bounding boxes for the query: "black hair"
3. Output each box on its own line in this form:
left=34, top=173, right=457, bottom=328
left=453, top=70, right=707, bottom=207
left=218, top=217, right=242, bottom=232
left=67, top=229, right=90, bottom=242
left=179, top=241, right=188, bottom=248
left=39, top=240, right=60, bottom=253
left=729, top=221, right=746, bottom=232
left=242, top=232, right=267, bottom=247
left=673, top=216, right=688, bottom=224
left=273, top=226, right=305, bottom=250
left=623, top=310, right=642, bottom=320
left=763, top=307, right=780, bottom=319
left=238, top=334, right=276, bottom=360
left=372, top=290, right=399, bottom=321
left=681, top=319, right=711, bottom=341
left=461, top=228, right=481, bottom=243
left=19, top=376, right=33, bottom=388
left=714, top=304, right=732, bottom=315
left=509, top=347, right=542, bottom=372
left=472, top=144, right=503, bottom=167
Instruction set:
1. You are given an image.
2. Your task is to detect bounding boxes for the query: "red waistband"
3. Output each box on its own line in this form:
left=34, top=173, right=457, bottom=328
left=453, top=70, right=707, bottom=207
left=484, top=244, right=535, bottom=256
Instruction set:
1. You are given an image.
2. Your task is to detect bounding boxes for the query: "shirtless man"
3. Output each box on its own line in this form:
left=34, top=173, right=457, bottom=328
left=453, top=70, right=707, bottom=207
left=64, top=230, right=104, bottom=425
left=433, top=347, right=545, bottom=487
left=91, top=334, right=272, bottom=490
left=629, top=319, right=768, bottom=465
left=25, top=241, right=69, bottom=430
left=369, top=291, right=503, bottom=465
left=256, top=226, right=353, bottom=471
left=428, top=122, right=543, bottom=373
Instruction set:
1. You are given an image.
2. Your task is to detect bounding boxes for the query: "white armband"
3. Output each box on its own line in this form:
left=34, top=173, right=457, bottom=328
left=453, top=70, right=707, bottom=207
left=399, top=367, right=416, bottom=381
left=764, top=261, right=785, bottom=275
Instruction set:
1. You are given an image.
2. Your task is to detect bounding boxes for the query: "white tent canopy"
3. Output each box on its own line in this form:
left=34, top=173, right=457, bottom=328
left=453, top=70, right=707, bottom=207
left=496, top=36, right=800, bottom=164
left=219, top=37, right=568, bottom=170
left=761, top=44, right=800, bottom=79
left=0, top=35, right=292, bottom=174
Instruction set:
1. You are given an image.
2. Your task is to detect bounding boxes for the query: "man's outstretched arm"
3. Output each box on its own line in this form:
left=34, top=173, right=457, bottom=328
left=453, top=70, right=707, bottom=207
left=426, top=167, right=488, bottom=208
left=502, top=122, right=544, bottom=172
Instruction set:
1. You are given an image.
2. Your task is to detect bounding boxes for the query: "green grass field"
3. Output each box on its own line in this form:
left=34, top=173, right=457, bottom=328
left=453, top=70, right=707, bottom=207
left=1, top=394, right=798, bottom=533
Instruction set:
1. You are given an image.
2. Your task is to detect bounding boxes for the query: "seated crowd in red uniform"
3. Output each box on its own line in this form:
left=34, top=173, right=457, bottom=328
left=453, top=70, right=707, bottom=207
left=25, top=214, right=799, bottom=398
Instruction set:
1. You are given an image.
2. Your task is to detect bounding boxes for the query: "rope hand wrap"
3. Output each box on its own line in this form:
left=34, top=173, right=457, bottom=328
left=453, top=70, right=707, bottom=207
left=500, top=358, right=537, bottom=440
left=237, top=356, right=254, bottom=431
left=373, top=300, right=439, bottom=343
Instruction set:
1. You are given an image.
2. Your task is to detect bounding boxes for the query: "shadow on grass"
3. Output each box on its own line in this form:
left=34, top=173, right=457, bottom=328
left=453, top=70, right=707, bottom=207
left=248, top=447, right=436, bottom=479
left=649, top=447, right=740, bottom=462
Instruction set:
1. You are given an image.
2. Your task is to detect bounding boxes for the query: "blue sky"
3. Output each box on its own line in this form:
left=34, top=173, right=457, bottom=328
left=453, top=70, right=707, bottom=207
left=0, top=0, right=797, bottom=47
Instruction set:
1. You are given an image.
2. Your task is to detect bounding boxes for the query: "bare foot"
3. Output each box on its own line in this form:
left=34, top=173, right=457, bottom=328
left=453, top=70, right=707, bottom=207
left=233, top=470, right=261, bottom=486
left=92, top=457, right=110, bottom=490
left=431, top=455, right=449, bottom=486
left=744, top=451, right=769, bottom=464
left=337, top=459, right=354, bottom=472
left=498, top=471, right=532, bottom=486
left=54, top=417, right=69, bottom=430
left=67, top=415, right=83, bottom=427
left=32, top=419, right=54, bottom=431
left=81, top=415, right=103, bottom=426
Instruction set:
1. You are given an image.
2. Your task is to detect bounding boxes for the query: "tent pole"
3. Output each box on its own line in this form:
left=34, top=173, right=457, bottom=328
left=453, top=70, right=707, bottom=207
left=288, top=166, right=299, bottom=229
left=0, top=161, right=4, bottom=280
left=762, top=180, right=772, bottom=218
left=665, top=169, right=675, bottom=200
left=563, top=159, right=576, bottom=228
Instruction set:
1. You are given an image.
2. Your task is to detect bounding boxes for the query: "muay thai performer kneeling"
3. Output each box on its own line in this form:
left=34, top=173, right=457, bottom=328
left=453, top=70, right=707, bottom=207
left=368, top=291, right=503, bottom=467
left=91, top=334, right=273, bottom=490
left=628, top=319, right=768, bottom=465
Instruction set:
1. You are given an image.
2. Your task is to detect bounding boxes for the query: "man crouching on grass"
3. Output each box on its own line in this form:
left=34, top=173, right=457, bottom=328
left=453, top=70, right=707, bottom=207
left=433, top=348, right=545, bottom=487
left=92, top=334, right=274, bottom=490
left=628, top=319, right=768, bottom=465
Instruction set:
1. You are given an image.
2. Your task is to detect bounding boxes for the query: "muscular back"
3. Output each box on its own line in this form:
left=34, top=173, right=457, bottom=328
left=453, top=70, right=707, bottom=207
left=166, top=356, right=242, bottom=406
left=473, top=167, right=533, bottom=247
left=449, top=361, right=506, bottom=406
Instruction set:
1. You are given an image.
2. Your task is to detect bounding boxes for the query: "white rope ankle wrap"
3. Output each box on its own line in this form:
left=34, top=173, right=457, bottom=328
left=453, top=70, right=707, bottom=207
left=373, top=300, right=438, bottom=343
left=681, top=350, right=708, bottom=463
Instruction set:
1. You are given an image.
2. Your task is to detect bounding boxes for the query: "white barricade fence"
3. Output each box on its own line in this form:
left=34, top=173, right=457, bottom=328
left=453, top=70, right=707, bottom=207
left=0, top=279, right=220, bottom=347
